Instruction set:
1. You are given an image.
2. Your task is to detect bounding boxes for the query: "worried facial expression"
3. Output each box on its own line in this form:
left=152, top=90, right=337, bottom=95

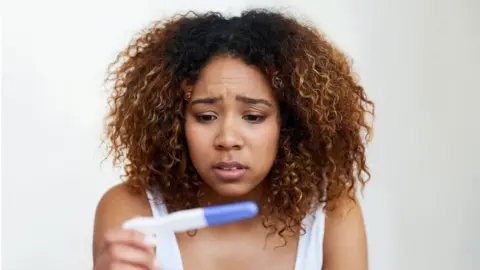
left=184, top=56, right=281, bottom=197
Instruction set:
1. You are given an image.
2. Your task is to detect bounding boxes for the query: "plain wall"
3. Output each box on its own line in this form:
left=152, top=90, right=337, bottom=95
left=2, top=0, right=479, bottom=269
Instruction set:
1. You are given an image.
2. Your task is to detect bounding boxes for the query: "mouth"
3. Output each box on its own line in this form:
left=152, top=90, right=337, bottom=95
left=212, top=161, right=247, bottom=180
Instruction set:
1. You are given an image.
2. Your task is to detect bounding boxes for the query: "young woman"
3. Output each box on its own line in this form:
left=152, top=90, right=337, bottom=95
left=93, top=9, right=374, bottom=270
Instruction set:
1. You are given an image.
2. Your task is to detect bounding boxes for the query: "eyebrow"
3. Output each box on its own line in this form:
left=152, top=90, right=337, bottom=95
left=190, top=95, right=273, bottom=107
left=236, top=95, right=273, bottom=107
left=191, top=97, right=220, bottom=105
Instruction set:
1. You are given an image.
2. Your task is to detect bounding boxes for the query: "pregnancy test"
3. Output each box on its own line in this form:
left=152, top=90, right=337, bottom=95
left=122, top=201, right=259, bottom=234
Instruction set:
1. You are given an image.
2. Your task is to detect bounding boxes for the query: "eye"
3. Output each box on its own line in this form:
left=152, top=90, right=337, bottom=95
left=243, top=114, right=266, bottom=123
left=195, top=114, right=217, bottom=123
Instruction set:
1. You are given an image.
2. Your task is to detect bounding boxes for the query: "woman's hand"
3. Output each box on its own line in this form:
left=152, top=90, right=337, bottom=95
left=94, top=229, right=158, bottom=270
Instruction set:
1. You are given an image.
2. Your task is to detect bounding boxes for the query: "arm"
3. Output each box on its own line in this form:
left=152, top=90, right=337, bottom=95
left=322, top=194, right=368, bottom=270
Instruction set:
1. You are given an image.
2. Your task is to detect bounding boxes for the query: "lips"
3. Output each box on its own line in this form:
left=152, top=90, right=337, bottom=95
left=214, top=161, right=246, bottom=170
left=212, top=161, right=247, bottom=180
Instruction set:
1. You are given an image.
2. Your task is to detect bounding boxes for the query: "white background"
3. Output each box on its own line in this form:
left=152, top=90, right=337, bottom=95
left=2, top=0, right=479, bottom=269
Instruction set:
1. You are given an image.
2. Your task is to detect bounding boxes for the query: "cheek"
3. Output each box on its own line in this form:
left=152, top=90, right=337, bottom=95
left=247, top=123, right=280, bottom=156
left=185, top=119, right=210, bottom=161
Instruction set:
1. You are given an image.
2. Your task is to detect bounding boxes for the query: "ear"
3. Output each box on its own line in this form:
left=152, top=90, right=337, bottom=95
left=181, top=80, right=193, bottom=101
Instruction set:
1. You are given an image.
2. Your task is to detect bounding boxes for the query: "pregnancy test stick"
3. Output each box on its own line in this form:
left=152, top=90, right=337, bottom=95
left=122, top=201, right=259, bottom=234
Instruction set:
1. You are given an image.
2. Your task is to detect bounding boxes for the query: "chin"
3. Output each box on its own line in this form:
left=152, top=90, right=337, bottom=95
left=200, top=172, right=265, bottom=200
left=212, top=184, right=253, bottom=198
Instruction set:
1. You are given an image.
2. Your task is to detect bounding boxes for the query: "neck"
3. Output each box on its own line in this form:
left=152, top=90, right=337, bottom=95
left=196, top=184, right=267, bottom=231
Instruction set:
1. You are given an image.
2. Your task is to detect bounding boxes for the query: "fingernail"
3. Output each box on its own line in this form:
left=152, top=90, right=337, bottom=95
left=144, top=235, right=157, bottom=246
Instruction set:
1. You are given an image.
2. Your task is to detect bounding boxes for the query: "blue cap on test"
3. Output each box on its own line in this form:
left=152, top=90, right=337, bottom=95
left=203, top=201, right=259, bottom=226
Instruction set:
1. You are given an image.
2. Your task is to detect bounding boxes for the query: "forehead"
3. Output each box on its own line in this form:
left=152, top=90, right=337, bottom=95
left=192, top=56, right=274, bottom=99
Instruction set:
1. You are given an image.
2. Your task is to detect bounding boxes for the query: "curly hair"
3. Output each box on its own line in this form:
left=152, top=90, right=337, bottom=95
left=104, top=9, right=374, bottom=237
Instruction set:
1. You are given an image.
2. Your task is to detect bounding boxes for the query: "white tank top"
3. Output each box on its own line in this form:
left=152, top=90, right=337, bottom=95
left=146, top=191, right=325, bottom=270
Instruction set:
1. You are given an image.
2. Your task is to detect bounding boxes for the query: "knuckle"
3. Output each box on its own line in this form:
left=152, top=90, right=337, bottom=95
left=104, top=231, right=112, bottom=242
left=104, top=229, right=117, bottom=243
left=108, top=245, right=121, bottom=260
left=128, top=229, right=144, bottom=243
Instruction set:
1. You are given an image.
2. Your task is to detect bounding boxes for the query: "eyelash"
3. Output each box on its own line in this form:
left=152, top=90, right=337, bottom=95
left=195, top=114, right=266, bottom=123
left=196, top=114, right=217, bottom=122
left=243, top=114, right=265, bottom=123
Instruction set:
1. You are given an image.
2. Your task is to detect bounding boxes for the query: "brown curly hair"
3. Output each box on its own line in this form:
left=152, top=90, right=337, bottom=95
left=104, top=9, right=374, bottom=237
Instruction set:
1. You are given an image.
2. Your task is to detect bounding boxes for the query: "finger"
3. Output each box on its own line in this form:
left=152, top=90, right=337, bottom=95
left=108, top=243, right=157, bottom=269
left=94, top=244, right=158, bottom=270
left=110, top=261, right=157, bottom=270
left=105, top=229, right=156, bottom=249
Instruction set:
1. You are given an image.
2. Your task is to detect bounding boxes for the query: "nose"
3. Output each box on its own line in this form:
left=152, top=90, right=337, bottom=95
left=214, top=118, right=243, bottom=151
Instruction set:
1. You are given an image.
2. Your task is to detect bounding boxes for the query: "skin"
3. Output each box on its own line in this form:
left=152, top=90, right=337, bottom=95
left=93, top=57, right=368, bottom=270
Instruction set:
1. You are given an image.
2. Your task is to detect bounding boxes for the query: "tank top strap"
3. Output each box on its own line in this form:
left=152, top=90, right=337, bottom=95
left=294, top=206, right=325, bottom=270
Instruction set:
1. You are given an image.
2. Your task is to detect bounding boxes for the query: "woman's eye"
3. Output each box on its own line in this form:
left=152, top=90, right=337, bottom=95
left=196, top=114, right=217, bottom=122
left=243, top=114, right=265, bottom=123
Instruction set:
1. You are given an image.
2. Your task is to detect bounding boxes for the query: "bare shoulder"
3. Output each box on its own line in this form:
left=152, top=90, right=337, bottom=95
left=92, top=183, right=152, bottom=258
left=322, top=195, right=368, bottom=270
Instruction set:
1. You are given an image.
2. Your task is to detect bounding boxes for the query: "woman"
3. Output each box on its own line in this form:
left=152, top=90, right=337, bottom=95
left=93, top=9, right=374, bottom=270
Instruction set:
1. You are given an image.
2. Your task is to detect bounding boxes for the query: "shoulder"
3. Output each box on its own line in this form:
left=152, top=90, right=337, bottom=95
left=92, top=183, right=153, bottom=257
left=94, top=183, right=152, bottom=223
left=322, top=194, right=368, bottom=270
